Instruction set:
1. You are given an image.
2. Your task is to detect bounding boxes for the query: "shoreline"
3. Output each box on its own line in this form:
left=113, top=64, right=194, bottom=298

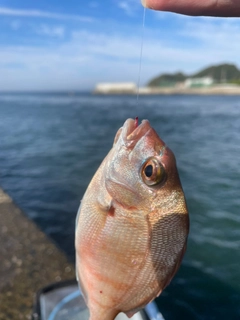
left=0, top=188, right=75, bottom=320
left=94, top=85, right=240, bottom=95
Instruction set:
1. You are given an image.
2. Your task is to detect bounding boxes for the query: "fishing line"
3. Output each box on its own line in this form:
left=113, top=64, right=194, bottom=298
left=136, top=6, right=146, bottom=105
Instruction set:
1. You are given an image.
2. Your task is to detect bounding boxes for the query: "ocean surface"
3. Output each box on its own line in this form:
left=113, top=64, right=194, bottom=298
left=0, top=92, right=240, bottom=319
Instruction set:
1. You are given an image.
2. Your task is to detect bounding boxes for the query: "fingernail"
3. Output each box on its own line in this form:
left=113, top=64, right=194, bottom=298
left=141, top=0, right=147, bottom=8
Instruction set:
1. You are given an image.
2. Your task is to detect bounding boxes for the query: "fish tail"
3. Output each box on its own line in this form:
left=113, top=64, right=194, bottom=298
left=89, top=307, right=118, bottom=320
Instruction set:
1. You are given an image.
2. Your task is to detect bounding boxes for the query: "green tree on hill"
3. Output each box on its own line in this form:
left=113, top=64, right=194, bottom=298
left=148, top=63, right=240, bottom=87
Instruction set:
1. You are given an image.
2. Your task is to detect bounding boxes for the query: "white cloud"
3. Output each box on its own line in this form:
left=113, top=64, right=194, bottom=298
left=0, top=6, right=93, bottom=22
left=0, top=45, right=91, bottom=91
left=117, top=0, right=142, bottom=16
left=118, top=2, right=133, bottom=16
left=1, top=16, right=240, bottom=90
left=37, top=25, right=65, bottom=38
left=182, top=20, right=240, bottom=48
left=70, top=25, right=240, bottom=69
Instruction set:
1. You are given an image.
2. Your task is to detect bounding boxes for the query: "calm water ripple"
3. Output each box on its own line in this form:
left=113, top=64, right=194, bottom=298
left=0, top=92, right=240, bottom=319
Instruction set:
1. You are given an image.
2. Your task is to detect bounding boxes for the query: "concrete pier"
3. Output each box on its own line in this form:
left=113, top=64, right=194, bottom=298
left=0, top=188, right=75, bottom=319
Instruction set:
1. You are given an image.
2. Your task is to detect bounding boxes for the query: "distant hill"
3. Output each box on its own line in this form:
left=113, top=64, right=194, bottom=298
left=148, top=63, right=240, bottom=87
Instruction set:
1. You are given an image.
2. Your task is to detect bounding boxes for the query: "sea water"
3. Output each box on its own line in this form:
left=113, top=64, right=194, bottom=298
left=0, top=92, right=240, bottom=319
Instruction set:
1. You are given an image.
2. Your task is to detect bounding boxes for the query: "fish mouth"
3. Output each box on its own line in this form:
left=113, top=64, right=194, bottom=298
left=121, top=118, right=152, bottom=148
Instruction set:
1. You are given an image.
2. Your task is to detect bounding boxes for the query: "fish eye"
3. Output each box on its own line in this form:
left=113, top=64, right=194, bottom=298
left=141, top=157, right=166, bottom=186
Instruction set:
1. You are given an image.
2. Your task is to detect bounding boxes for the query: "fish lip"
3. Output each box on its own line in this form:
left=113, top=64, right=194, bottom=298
left=121, top=118, right=151, bottom=148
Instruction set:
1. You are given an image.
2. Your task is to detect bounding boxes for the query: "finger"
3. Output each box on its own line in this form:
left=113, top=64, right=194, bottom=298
left=142, top=0, right=240, bottom=17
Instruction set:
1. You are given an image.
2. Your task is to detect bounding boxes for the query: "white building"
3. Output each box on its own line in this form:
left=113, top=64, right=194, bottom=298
left=184, top=77, right=214, bottom=88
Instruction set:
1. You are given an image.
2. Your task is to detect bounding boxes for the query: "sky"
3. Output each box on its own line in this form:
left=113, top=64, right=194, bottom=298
left=1, top=0, right=240, bottom=91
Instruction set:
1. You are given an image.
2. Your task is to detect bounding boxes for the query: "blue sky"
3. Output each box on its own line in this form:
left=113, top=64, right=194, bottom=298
left=1, top=0, right=240, bottom=91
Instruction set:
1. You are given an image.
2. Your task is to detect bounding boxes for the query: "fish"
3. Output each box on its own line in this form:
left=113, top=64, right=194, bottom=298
left=75, top=118, right=189, bottom=320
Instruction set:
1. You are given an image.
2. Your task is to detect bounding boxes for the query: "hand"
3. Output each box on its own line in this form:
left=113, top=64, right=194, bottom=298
left=142, top=0, right=240, bottom=17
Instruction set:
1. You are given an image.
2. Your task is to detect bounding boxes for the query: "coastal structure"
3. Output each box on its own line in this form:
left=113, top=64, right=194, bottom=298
left=94, top=82, right=137, bottom=94
left=93, top=82, right=240, bottom=95
left=93, top=63, right=240, bottom=95
left=0, top=188, right=75, bottom=320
